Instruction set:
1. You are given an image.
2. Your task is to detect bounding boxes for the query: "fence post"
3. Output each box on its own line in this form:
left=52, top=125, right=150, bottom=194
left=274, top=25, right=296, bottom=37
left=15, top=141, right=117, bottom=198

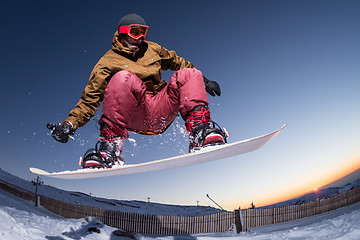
left=234, top=209, right=242, bottom=233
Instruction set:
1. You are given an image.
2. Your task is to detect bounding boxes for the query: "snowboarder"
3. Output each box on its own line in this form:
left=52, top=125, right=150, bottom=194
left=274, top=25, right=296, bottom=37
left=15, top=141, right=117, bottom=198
left=47, top=13, right=227, bottom=169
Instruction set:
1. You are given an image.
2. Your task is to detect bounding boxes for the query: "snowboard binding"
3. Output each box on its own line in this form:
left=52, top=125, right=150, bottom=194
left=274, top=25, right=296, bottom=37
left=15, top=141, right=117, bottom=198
left=188, top=120, right=229, bottom=152
left=79, top=139, right=124, bottom=169
left=185, top=105, right=229, bottom=153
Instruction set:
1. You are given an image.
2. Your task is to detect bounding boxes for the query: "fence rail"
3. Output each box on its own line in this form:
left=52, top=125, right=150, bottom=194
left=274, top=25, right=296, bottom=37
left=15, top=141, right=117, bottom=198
left=38, top=194, right=235, bottom=234
left=0, top=179, right=36, bottom=202
left=240, top=186, right=360, bottom=231
left=1, top=177, right=360, bottom=234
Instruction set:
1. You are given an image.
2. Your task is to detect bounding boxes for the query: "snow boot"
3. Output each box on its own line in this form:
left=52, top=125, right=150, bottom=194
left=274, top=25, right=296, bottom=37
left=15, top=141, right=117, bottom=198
left=185, top=105, right=228, bottom=152
left=79, top=123, right=124, bottom=168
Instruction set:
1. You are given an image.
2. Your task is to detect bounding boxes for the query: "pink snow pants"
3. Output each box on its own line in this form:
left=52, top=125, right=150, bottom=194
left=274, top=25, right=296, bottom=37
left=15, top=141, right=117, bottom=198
left=100, top=68, right=209, bottom=138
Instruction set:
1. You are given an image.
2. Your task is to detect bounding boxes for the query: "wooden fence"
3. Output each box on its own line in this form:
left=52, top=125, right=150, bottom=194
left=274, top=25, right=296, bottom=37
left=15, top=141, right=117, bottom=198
left=0, top=179, right=36, bottom=202
left=240, top=185, right=360, bottom=231
left=1, top=177, right=360, bottom=234
left=38, top=194, right=235, bottom=234
left=0, top=179, right=234, bottom=234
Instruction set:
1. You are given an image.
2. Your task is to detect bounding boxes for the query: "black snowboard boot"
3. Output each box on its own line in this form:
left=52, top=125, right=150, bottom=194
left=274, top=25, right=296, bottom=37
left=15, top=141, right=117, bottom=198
left=79, top=123, right=124, bottom=169
left=185, top=105, right=228, bottom=152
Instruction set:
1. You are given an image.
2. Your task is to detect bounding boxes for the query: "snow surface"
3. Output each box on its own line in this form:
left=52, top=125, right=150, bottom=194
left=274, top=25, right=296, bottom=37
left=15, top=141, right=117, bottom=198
left=1, top=187, right=360, bottom=239
left=1, top=169, right=360, bottom=239
left=2, top=168, right=358, bottom=215
left=0, top=169, right=222, bottom=217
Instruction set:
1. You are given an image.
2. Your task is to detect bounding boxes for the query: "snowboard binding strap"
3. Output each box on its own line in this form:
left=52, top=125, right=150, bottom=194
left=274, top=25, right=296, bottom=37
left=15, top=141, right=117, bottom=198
left=79, top=140, right=123, bottom=169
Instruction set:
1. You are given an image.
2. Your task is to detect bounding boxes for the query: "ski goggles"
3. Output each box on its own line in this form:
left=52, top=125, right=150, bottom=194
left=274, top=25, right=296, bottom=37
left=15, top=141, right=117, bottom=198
left=119, top=24, right=150, bottom=40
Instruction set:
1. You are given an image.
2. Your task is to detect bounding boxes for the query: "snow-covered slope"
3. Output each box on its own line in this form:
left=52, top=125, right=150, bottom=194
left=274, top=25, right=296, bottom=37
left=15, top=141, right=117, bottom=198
left=0, top=188, right=116, bottom=240
left=2, top=168, right=360, bottom=239
left=1, top=186, right=360, bottom=239
left=0, top=169, right=222, bottom=217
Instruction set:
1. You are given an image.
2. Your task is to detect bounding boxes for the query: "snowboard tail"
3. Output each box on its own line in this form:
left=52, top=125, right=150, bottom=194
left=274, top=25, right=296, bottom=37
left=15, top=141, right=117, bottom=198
left=30, top=124, right=286, bottom=179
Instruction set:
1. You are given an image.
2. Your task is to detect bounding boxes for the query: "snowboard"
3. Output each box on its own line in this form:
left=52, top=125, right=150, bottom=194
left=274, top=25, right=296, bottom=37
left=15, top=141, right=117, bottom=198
left=30, top=124, right=286, bottom=179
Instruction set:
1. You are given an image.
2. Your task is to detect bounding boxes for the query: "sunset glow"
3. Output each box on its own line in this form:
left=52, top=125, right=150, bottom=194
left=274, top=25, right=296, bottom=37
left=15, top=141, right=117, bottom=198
left=225, top=157, right=360, bottom=210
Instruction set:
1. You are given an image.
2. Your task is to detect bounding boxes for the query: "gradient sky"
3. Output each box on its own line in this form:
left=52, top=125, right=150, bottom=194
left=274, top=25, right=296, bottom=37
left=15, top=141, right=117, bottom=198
left=1, top=0, right=360, bottom=210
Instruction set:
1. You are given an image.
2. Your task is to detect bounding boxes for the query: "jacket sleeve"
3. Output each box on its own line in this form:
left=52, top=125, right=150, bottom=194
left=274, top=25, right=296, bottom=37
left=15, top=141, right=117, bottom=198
left=66, top=62, right=111, bottom=131
left=158, top=45, right=196, bottom=70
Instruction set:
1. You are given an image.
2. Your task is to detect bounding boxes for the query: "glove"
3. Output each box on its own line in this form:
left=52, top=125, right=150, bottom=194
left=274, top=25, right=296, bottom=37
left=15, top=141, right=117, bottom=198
left=203, top=76, right=221, bottom=96
left=47, top=122, right=74, bottom=143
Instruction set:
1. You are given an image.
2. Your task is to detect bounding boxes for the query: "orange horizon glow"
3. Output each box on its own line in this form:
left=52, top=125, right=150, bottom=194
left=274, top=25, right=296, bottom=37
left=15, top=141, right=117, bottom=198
left=318, top=159, right=360, bottom=189
left=227, top=158, right=360, bottom=210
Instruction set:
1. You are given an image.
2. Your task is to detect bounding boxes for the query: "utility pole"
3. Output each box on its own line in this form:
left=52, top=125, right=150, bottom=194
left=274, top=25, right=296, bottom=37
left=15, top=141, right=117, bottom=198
left=32, top=176, right=43, bottom=206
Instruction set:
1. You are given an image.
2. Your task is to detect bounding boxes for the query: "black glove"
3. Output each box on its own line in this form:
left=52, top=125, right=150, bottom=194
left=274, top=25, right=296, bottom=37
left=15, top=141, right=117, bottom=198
left=47, top=122, right=74, bottom=143
left=203, top=76, right=221, bottom=96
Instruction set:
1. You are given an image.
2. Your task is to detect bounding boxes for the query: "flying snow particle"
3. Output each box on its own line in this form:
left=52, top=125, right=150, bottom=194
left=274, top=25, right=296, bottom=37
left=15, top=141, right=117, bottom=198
left=128, top=138, right=137, bottom=146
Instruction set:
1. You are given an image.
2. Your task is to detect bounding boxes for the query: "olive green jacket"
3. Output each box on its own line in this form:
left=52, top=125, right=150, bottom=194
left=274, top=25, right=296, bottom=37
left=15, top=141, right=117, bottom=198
left=66, top=32, right=195, bottom=131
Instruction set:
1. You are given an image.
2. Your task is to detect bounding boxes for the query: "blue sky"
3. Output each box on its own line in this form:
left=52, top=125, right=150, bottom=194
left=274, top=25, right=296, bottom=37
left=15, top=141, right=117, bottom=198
left=1, top=0, right=360, bottom=210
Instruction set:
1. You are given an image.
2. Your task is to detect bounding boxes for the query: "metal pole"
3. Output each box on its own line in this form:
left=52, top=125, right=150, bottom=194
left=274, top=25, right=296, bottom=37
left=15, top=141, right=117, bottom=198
left=206, top=194, right=224, bottom=210
left=32, top=176, right=43, bottom=206
left=34, top=176, right=39, bottom=206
